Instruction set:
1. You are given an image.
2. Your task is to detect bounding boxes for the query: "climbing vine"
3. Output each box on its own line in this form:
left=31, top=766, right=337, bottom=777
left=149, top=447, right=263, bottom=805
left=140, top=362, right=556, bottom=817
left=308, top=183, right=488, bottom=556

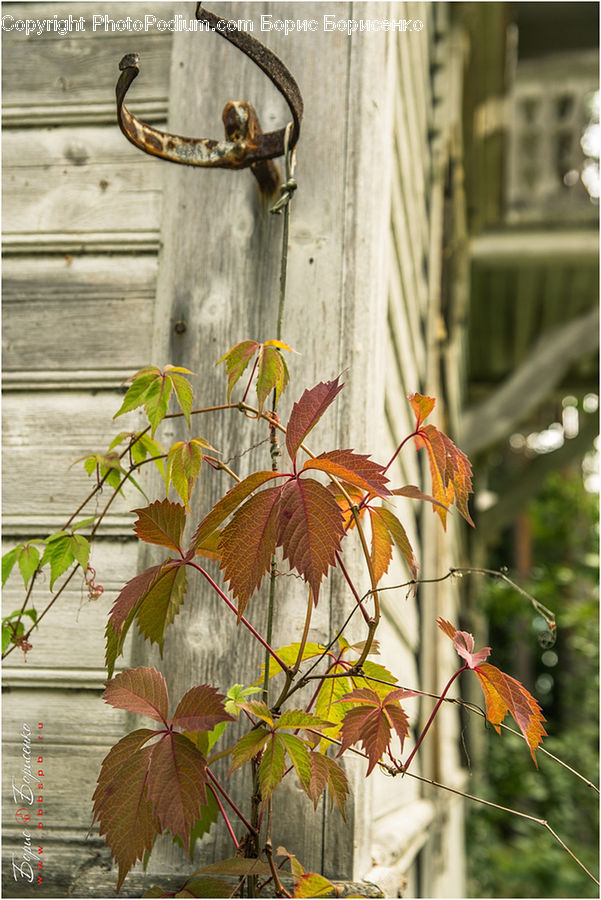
left=3, top=347, right=598, bottom=897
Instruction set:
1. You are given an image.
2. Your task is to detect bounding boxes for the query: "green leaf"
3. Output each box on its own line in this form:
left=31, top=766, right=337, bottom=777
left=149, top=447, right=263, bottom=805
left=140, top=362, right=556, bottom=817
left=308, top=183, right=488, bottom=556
left=41, top=533, right=76, bottom=589
left=114, top=369, right=159, bottom=418
left=217, top=340, right=260, bottom=401
left=16, top=545, right=40, bottom=588
left=135, top=562, right=188, bottom=653
left=229, top=727, right=270, bottom=773
left=258, top=733, right=286, bottom=800
left=315, top=666, right=353, bottom=748
left=275, top=710, right=333, bottom=732
left=224, top=683, right=262, bottom=716
left=131, top=433, right=166, bottom=480
left=68, top=535, right=90, bottom=571
left=71, top=516, right=99, bottom=531
left=351, top=659, right=399, bottom=700
left=167, top=440, right=209, bottom=509
left=2, top=546, right=22, bottom=586
left=256, top=345, right=288, bottom=412
left=279, top=733, right=312, bottom=792
left=143, top=376, right=172, bottom=435
left=254, top=642, right=327, bottom=684
left=176, top=875, right=234, bottom=897
left=293, top=873, right=338, bottom=898
left=169, top=372, right=194, bottom=427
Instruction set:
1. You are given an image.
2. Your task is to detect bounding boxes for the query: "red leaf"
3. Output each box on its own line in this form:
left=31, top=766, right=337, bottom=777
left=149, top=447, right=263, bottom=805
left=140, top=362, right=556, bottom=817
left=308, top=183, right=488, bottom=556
left=307, top=752, right=349, bottom=821
left=453, top=631, right=491, bottom=669
left=436, top=618, right=491, bottom=669
left=171, top=684, right=234, bottom=733
left=92, top=729, right=159, bottom=891
left=219, top=485, right=282, bottom=618
left=146, top=732, right=209, bottom=842
left=104, top=667, right=169, bottom=724
left=337, top=688, right=410, bottom=775
left=133, top=499, right=186, bottom=554
left=109, top=564, right=164, bottom=634
left=474, top=663, right=547, bottom=764
left=302, top=449, right=390, bottom=498
left=285, top=378, right=344, bottom=463
left=191, top=471, right=282, bottom=552
left=277, top=477, right=345, bottom=601
left=408, top=393, right=436, bottom=429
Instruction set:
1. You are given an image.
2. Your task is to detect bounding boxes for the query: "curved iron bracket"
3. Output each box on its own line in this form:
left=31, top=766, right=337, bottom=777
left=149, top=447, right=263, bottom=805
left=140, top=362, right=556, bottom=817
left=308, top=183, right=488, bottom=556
left=116, top=3, right=303, bottom=193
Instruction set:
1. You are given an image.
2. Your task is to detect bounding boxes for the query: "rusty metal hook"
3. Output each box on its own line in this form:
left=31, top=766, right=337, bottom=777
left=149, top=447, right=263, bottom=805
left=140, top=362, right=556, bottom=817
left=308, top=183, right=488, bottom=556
left=115, top=3, right=303, bottom=194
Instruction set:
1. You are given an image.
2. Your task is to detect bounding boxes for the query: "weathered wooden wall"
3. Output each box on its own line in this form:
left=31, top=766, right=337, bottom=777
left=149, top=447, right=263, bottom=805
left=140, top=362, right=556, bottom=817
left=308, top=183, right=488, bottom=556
left=2, top=5, right=174, bottom=896
left=3, top=2, right=470, bottom=897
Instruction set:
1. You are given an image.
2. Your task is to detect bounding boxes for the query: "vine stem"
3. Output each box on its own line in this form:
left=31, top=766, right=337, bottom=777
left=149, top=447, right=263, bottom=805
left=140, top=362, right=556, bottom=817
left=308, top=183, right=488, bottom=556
left=207, top=783, right=239, bottom=849
left=206, top=769, right=257, bottom=835
left=185, top=561, right=290, bottom=674
left=381, top=429, right=419, bottom=476
left=401, top=663, right=468, bottom=775
left=301, top=727, right=600, bottom=887
left=405, top=770, right=600, bottom=887
left=265, top=798, right=292, bottom=898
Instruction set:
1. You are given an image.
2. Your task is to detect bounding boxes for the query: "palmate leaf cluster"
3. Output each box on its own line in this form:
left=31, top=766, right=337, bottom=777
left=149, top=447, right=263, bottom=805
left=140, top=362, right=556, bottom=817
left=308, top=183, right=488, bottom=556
left=3, top=337, right=564, bottom=897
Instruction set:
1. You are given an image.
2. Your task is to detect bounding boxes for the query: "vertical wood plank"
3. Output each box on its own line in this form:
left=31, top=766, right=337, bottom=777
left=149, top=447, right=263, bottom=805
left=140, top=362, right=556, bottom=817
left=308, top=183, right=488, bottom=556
left=134, top=1, right=397, bottom=881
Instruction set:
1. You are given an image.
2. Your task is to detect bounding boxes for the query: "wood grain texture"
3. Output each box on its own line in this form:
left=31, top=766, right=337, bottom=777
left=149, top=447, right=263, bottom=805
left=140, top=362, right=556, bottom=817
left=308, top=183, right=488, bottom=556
left=2, top=126, right=163, bottom=249
left=3, top=256, right=156, bottom=373
left=2, top=391, right=149, bottom=518
left=2, top=2, right=173, bottom=126
left=130, top=0, right=402, bottom=883
left=2, top=538, right=138, bottom=671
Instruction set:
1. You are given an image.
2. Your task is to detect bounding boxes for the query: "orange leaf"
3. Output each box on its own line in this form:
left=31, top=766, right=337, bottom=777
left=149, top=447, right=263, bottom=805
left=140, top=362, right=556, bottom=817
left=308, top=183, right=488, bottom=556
left=368, top=508, right=393, bottom=585
left=302, top=449, right=390, bottom=497
left=408, top=393, right=436, bottom=429
left=474, top=663, right=547, bottom=764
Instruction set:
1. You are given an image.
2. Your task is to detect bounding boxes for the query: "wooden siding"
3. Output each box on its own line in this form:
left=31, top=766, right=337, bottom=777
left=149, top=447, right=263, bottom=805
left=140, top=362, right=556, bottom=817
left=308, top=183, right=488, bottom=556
left=1, top=5, right=173, bottom=896
left=2, top=2, right=469, bottom=897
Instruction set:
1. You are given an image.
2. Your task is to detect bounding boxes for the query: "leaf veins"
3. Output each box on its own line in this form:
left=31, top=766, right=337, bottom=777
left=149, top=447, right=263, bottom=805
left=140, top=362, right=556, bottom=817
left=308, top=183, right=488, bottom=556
left=277, top=477, right=345, bottom=602
left=286, top=377, right=344, bottom=464
left=337, top=687, right=410, bottom=775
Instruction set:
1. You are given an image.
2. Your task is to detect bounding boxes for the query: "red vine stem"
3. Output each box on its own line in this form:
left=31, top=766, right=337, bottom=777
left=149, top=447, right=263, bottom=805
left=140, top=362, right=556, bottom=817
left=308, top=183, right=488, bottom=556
left=207, top=783, right=239, bottom=849
left=206, top=768, right=257, bottom=835
left=185, top=561, right=291, bottom=674
left=401, top=663, right=468, bottom=775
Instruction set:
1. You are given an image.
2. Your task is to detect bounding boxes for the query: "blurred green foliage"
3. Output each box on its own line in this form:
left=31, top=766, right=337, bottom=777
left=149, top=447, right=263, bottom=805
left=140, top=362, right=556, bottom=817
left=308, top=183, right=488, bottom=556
left=466, top=466, right=599, bottom=898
